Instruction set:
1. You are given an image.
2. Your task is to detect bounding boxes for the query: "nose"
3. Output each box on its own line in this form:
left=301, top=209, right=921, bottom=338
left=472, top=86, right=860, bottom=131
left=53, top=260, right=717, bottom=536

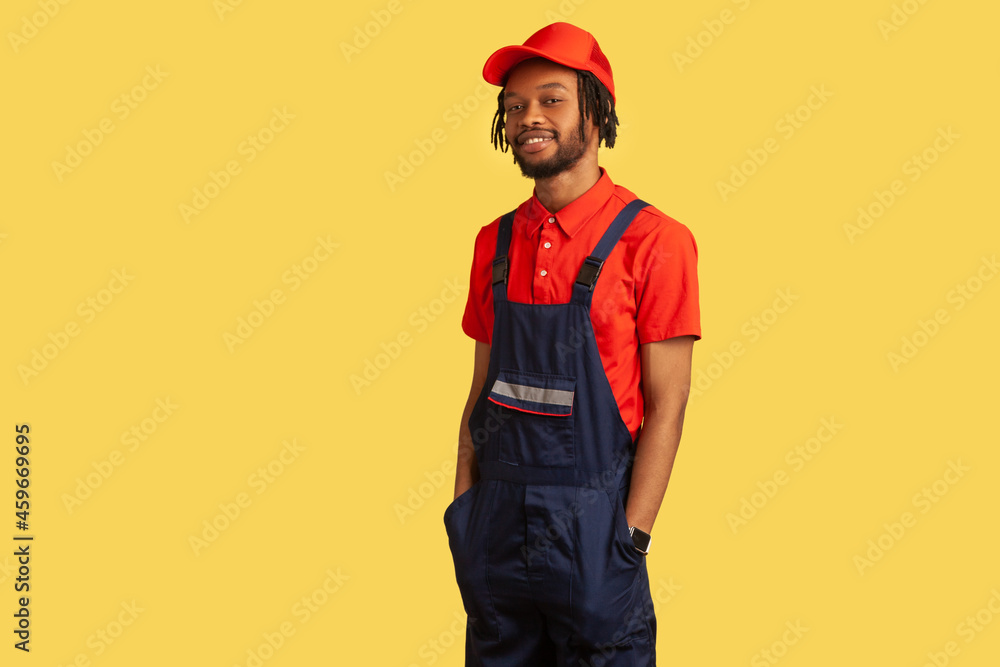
left=518, top=99, right=546, bottom=128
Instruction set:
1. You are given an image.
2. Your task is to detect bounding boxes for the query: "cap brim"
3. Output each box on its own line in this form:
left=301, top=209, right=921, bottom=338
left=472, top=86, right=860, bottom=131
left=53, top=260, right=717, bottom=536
left=482, top=45, right=582, bottom=86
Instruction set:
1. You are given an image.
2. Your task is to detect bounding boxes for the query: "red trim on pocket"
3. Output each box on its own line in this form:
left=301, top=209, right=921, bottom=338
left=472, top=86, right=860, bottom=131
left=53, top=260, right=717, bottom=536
left=488, top=395, right=573, bottom=417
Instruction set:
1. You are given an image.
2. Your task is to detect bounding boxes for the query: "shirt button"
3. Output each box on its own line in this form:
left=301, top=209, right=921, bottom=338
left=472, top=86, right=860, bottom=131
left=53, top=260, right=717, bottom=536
left=540, top=269, right=548, bottom=277
left=543, top=242, right=551, bottom=249
left=547, top=217, right=555, bottom=223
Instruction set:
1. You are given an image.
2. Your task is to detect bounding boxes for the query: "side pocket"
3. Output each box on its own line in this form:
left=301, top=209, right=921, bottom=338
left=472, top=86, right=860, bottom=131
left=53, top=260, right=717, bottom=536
left=443, top=481, right=499, bottom=639
left=443, top=480, right=478, bottom=523
left=609, top=488, right=644, bottom=565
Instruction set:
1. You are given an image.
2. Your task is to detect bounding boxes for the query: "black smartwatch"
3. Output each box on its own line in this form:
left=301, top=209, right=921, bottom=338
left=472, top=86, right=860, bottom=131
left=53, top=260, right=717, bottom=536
left=628, top=526, right=651, bottom=555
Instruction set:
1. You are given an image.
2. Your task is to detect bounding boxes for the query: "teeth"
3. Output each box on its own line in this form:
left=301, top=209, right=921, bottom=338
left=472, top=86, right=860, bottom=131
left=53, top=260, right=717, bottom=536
left=523, top=137, right=550, bottom=144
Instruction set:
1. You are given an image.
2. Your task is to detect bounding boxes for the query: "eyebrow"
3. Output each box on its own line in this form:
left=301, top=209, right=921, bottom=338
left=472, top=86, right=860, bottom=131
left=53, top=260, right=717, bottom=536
left=505, top=82, right=570, bottom=98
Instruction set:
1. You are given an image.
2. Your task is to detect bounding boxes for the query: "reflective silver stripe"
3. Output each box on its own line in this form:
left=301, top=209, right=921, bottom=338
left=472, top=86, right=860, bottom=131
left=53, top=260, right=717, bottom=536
left=491, top=380, right=574, bottom=407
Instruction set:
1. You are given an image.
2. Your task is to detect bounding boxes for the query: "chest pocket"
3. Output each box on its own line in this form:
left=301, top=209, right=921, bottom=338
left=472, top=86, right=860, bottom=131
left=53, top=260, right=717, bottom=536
left=488, top=368, right=576, bottom=467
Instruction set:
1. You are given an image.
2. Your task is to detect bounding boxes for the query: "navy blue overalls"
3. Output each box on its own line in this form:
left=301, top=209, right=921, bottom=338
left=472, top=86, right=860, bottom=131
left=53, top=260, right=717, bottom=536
left=445, top=200, right=657, bottom=666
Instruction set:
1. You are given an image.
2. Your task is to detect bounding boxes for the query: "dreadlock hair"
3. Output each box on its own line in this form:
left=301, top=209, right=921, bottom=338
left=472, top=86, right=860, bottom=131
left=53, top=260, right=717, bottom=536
left=490, top=69, right=619, bottom=154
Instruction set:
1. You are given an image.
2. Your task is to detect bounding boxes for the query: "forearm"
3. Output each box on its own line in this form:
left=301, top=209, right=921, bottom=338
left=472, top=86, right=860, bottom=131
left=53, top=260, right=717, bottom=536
left=625, top=402, right=687, bottom=534
left=454, top=341, right=490, bottom=500
left=454, top=391, right=481, bottom=499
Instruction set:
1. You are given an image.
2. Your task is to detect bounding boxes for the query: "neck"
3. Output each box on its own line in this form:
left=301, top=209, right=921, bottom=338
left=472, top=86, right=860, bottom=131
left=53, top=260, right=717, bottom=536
left=533, top=154, right=601, bottom=213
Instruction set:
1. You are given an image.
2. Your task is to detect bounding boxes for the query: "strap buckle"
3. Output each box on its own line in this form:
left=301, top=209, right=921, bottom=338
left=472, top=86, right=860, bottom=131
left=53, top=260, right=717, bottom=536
left=575, top=256, right=604, bottom=291
left=492, top=256, right=508, bottom=285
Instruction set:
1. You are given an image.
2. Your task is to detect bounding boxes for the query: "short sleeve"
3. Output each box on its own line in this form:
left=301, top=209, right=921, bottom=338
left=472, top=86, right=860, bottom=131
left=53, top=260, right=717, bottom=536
left=634, top=219, right=701, bottom=343
left=461, top=222, right=497, bottom=344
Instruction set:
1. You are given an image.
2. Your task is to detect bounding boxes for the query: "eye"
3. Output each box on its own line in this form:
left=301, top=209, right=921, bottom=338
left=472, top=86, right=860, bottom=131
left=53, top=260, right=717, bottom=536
left=507, top=104, right=523, bottom=113
left=545, top=98, right=561, bottom=104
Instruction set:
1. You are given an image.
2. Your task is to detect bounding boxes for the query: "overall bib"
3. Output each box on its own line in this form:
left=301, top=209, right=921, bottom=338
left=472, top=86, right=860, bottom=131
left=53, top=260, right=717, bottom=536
left=445, top=200, right=657, bottom=666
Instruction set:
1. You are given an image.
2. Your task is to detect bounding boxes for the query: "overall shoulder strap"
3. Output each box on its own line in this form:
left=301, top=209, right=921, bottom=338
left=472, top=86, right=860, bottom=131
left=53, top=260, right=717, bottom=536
left=491, top=210, right=517, bottom=302
left=571, top=199, right=649, bottom=303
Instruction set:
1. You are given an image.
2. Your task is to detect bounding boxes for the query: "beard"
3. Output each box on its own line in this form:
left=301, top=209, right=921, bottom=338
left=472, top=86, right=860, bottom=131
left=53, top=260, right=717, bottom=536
left=510, top=129, right=587, bottom=179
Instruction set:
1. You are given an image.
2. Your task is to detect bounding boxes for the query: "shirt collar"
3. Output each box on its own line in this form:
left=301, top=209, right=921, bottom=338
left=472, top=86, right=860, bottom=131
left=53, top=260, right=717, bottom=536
left=522, top=167, right=616, bottom=239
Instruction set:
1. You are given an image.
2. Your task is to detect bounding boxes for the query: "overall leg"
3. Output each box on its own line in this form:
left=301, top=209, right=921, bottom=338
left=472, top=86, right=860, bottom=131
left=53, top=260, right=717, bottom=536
left=449, top=480, right=560, bottom=666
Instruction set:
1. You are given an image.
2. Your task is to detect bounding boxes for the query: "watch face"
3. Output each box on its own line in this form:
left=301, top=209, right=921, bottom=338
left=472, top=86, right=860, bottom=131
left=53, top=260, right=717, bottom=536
left=630, top=527, right=651, bottom=553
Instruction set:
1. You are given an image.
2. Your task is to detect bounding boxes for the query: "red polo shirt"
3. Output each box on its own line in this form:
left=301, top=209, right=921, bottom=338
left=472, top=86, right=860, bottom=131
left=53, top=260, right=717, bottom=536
left=462, top=168, right=701, bottom=440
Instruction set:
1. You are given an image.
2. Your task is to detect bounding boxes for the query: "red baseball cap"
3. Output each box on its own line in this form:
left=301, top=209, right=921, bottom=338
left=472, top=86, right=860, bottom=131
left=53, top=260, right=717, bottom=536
left=482, top=22, right=616, bottom=103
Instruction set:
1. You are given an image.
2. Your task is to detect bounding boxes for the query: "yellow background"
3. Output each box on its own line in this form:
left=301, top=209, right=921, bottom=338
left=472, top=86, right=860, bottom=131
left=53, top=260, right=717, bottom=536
left=2, top=0, right=998, bottom=665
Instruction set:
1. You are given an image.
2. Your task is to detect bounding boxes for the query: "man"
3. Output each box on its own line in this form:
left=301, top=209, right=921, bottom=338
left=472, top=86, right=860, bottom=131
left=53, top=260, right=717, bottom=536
left=444, top=22, right=701, bottom=666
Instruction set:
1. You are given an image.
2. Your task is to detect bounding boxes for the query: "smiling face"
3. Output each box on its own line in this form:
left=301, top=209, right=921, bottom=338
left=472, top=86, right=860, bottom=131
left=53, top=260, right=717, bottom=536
left=502, top=57, right=598, bottom=180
